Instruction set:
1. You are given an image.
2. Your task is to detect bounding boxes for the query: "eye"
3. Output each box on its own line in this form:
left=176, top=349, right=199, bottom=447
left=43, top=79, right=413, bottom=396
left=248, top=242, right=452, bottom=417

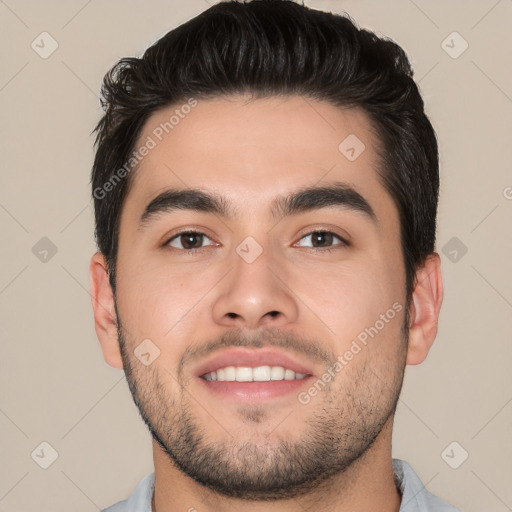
left=295, top=230, right=348, bottom=252
left=163, top=229, right=348, bottom=254
left=165, top=230, right=215, bottom=251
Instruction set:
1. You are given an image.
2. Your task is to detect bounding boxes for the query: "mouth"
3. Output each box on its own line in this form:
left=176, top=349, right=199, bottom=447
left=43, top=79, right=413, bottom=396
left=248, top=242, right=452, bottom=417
left=202, top=365, right=307, bottom=382
left=195, top=348, right=315, bottom=401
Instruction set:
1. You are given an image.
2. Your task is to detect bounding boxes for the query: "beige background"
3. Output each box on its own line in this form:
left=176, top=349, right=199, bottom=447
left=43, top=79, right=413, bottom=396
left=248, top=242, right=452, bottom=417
left=1, top=0, right=511, bottom=510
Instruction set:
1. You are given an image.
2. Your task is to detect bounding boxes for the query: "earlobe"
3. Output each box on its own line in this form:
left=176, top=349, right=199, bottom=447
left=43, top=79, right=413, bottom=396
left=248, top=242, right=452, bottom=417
left=406, top=253, right=444, bottom=365
left=89, top=252, right=123, bottom=369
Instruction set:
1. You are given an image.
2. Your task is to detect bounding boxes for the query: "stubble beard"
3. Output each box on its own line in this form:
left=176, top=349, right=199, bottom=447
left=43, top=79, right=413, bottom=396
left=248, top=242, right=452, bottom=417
left=116, top=310, right=409, bottom=501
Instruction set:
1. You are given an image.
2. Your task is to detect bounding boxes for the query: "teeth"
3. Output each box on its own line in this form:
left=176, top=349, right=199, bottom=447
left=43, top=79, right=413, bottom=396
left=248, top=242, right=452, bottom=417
left=270, top=366, right=284, bottom=380
left=203, top=365, right=307, bottom=382
left=253, top=366, right=271, bottom=381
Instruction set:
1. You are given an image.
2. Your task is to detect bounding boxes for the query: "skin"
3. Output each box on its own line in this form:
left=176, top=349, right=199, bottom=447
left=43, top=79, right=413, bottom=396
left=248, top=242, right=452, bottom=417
left=90, top=95, right=443, bottom=512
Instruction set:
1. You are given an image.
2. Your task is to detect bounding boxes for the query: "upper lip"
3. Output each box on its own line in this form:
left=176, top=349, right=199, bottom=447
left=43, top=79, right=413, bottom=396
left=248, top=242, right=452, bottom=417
left=194, top=348, right=316, bottom=378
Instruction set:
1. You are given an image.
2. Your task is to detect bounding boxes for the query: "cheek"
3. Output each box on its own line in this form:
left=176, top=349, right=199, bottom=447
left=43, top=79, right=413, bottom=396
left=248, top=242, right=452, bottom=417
left=292, top=258, right=405, bottom=369
left=295, top=261, right=393, bottom=334
left=115, top=255, right=204, bottom=343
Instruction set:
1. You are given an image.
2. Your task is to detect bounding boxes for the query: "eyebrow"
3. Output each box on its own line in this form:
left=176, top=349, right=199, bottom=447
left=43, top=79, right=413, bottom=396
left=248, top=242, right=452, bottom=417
left=138, top=181, right=377, bottom=230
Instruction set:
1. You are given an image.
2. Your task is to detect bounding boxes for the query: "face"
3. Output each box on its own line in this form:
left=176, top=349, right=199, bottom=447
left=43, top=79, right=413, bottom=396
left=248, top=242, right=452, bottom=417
left=113, top=95, right=409, bottom=499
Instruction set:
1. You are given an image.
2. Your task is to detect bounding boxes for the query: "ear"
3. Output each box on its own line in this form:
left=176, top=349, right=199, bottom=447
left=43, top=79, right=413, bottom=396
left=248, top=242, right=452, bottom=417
left=406, top=253, right=444, bottom=365
left=89, top=252, right=123, bottom=369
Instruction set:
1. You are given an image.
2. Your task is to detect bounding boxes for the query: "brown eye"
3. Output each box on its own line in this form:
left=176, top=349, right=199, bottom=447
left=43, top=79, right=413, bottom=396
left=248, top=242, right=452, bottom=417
left=166, top=231, right=213, bottom=251
left=296, top=231, right=347, bottom=251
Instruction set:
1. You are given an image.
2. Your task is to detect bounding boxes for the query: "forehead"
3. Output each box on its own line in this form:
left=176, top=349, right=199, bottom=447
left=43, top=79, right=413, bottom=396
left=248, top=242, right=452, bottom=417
left=123, top=95, right=394, bottom=225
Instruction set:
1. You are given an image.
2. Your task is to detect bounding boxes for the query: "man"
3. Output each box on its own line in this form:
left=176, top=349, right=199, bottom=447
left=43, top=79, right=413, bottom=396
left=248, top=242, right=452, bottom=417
left=89, top=1, right=459, bottom=510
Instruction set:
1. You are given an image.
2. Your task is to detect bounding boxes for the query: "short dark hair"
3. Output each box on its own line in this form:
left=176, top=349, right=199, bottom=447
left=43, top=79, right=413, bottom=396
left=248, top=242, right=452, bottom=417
left=91, top=0, right=439, bottom=310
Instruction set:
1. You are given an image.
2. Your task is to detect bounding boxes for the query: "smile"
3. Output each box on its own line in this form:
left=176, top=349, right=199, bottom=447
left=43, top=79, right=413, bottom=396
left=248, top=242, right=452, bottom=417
left=202, top=365, right=308, bottom=382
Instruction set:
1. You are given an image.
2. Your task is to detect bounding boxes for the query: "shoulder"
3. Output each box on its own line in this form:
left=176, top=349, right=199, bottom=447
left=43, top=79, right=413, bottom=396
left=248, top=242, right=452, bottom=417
left=101, top=473, right=155, bottom=512
left=393, top=459, right=462, bottom=512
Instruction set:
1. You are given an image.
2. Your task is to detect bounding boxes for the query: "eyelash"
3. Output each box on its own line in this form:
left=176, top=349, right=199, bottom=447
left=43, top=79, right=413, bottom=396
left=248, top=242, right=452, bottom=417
left=163, top=229, right=348, bottom=255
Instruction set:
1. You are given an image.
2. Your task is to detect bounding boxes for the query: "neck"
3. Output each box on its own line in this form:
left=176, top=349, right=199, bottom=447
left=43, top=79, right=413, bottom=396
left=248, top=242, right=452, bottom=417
left=151, top=418, right=401, bottom=512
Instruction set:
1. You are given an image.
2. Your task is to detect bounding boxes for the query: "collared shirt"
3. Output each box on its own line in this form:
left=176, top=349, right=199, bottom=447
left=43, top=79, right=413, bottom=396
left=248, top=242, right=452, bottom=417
left=102, top=458, right=461, bottom=511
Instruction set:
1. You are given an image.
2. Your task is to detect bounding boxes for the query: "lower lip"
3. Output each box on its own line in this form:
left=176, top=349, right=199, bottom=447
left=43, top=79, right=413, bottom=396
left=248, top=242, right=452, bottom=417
left=198, top=377, right=313, bottom=401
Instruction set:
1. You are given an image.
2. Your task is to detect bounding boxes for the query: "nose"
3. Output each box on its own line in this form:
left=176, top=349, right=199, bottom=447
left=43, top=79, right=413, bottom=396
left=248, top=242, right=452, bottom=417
left=211, top=245, right=299, bottom=330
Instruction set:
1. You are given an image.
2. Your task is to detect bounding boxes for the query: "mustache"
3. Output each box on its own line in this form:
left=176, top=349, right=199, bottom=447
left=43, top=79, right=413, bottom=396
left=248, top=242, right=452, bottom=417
left=177, top=326, right=334, bottom=378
